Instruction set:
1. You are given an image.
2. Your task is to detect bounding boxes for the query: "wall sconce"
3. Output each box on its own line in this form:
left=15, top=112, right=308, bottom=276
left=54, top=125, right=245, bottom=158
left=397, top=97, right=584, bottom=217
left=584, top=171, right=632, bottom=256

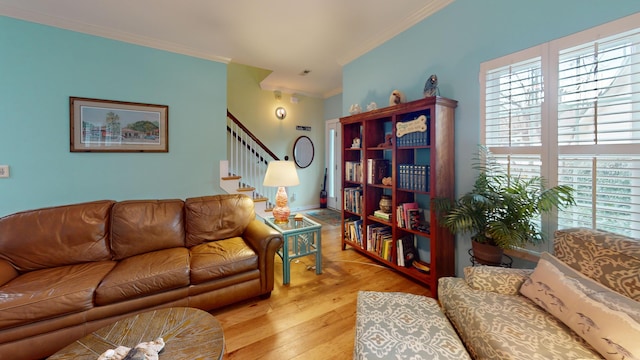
left=275, top=106, right=287, bottom=120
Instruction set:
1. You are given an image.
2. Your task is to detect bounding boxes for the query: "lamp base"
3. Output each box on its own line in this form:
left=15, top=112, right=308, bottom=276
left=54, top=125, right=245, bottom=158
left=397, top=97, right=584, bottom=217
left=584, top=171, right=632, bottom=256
left=272, top=186, right=290, bottom=223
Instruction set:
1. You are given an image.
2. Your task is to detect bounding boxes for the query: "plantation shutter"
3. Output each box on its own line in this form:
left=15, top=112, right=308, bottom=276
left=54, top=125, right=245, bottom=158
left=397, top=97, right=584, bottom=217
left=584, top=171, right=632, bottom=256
left=484, top=57, right=543, bottom=148
left=556, top=28, right=640, bottom=237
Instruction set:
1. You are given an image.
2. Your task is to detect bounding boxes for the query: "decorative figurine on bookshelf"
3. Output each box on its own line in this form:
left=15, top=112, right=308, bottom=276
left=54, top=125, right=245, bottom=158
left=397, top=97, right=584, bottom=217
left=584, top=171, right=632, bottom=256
left=377, top=133, right=393, bottom=147
left=381, top=177, right=392, bottom=186
left=351, top=137, right=361, bottom=148
left=349, top=103, right=362, bottom=115
left=423, top=74, right=439, bottom=97
left=366, top=102, right=378, bottom=111
left=389, top=89, right=406, bottom=106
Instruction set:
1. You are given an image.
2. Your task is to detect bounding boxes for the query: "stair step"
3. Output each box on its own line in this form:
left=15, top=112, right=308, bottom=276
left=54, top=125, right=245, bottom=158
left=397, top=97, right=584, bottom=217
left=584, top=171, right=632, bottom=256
left=222, top=175, right=241, bottom=181
left=237, top=187, right=255, bottom=192
left=253, top=197, right=268, bottom=202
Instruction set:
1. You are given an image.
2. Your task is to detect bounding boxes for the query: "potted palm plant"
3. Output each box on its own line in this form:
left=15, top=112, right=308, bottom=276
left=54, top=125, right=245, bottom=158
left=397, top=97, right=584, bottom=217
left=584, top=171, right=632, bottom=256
left=435, top=147, right=575, bottom=265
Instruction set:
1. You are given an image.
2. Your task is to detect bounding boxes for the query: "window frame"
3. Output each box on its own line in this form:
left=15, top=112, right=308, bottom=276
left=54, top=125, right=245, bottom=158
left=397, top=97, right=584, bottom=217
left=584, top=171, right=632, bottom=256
left=480, top=12, right=640, bottom=253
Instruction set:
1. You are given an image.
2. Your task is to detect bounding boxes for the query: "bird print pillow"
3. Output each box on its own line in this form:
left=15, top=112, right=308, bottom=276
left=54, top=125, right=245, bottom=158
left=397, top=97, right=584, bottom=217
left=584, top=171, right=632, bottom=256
left=520, top=253, right=640, bottom=360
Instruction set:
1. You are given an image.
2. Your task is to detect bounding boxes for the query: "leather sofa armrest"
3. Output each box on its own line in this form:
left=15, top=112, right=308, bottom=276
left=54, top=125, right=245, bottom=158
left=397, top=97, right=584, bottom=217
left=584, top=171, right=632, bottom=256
left=242, top=219, right=284, bottom=293
left=0, top=259, right=18, bottom=286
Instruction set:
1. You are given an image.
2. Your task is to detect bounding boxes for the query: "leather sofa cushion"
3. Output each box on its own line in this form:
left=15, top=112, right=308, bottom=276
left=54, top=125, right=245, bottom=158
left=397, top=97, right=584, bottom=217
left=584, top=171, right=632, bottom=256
left=110, top=199, right=185, bottom=260
left=95, top=248, right=190, bottom=305
left=190, top=237, right=258, bottom=284
left=185, top=195, right=255, bottom=247
left=0, top=200, right=114, bottom=271
left=0, top=261, right=116, bottom=329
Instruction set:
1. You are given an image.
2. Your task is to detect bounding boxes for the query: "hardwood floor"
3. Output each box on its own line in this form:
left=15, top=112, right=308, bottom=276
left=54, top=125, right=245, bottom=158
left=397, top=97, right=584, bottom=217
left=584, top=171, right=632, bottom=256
left=210, top=214, right=433, bottom=359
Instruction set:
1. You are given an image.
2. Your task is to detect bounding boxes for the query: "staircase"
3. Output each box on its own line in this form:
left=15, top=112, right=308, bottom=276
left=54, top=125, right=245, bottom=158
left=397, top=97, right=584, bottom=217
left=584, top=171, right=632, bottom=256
left=220, top=111, right=278, bottom=220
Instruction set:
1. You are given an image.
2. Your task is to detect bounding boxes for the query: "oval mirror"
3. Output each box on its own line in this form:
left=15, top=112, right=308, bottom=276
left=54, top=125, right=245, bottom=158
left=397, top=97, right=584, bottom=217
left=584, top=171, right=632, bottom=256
left=293, top=136, right=314, bottom=168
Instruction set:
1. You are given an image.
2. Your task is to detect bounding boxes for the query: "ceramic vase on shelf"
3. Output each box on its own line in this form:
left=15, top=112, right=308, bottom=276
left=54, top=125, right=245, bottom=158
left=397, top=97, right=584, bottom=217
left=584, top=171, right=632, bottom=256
left=379, top=195, right=392, bottom=213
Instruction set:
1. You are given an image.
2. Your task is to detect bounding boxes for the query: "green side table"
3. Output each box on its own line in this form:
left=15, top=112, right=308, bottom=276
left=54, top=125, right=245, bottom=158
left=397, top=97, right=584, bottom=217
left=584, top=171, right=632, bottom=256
left=264, top=215, right=322, bottom=285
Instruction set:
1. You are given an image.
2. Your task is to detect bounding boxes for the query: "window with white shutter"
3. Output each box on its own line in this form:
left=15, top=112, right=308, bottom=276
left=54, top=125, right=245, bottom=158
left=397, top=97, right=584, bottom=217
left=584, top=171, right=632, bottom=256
left=481, top=13, right=640, bottom=247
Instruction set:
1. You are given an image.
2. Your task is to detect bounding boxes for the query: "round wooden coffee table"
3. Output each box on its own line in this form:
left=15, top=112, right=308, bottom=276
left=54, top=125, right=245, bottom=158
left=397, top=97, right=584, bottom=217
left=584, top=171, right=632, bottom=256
left=49, top=307, right=224, bottom=359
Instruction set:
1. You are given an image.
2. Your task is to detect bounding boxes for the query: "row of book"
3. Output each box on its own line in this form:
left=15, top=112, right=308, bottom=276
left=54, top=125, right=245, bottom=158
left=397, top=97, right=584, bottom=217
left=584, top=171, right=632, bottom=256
left=398, top=164, right=430, bottom=192
left=366, top=224, right=392, bottom=261
left=344, top=218, right=363, bottom=246
left=396, top=202, right=419, bottom=229
left=343, top=187, right=363, bottom=214
left=345, top=161, right=363, bottom=182
left=344, top=217, right=430, bottom=273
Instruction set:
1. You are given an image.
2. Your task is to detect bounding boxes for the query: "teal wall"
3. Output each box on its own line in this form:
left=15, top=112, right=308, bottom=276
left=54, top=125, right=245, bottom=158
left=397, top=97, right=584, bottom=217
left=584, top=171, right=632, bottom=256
left=342, top=1, right=640, bottom=273
left=0, top=17, right=227, bottom=217
left=323, top=93, right=342, bottom=121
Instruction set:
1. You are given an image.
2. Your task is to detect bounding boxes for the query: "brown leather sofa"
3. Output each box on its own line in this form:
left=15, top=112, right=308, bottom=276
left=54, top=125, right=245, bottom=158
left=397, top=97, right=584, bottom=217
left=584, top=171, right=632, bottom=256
left=0, top=194, right=283, bottom=359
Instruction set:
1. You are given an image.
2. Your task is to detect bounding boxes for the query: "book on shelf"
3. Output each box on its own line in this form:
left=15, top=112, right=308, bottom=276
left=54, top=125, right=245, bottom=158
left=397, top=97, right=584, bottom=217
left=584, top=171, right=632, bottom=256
left=345, top=161, right=363, bottom=183
left=412, top=260, right=430, bottom=274
left=398, top=164, right=430, bottom=192
left=396, top=202, right=418, bottom=229
left=367, top=159, right=389, bottom=184
left=367, top=224, right=391, bottom=256
left=344, top=218, right=363, bottom=246
left=373, top=209, right=392, bottom=221
left=343, top=187, right=363, bottom=214
left=407, top=209, right=421, bottom=230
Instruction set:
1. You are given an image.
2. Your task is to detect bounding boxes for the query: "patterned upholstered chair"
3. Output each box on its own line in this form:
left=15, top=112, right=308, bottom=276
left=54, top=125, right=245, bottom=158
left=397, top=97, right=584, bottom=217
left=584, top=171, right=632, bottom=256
left=439, top=228, right=640, bottom=360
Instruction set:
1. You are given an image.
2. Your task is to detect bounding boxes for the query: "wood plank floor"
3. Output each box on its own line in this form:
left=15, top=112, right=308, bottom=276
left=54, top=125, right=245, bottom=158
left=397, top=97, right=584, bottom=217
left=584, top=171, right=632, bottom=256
left=210, top=213, right=433, bottom=359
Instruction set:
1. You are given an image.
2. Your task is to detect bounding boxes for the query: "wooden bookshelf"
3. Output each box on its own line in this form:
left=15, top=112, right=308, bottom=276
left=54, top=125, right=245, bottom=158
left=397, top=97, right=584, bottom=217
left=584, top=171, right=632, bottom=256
left=340, top=97, right=457, bottom=296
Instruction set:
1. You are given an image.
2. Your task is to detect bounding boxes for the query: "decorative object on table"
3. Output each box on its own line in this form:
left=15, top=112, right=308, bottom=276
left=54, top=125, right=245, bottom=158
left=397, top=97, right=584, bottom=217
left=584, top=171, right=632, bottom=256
left=97, top=338, right=165, bottom=360
left=378, top=195, right=392, bottom=213
left=389, top=89, right=406, bottom=106
left=434, top=146, right=575, bottom=265
left=349, top=103, right=362, bottom=114
left=263, top=161, right=300, bottom=223
left=351, top=137, right=361, bottom=148
left=293, top=135, right=314, bottom=168
left=70, top=97, right=168, bottom=153
left=423, top=74, right=439, bottom=97
left=366, top=101, right=378, bottom=111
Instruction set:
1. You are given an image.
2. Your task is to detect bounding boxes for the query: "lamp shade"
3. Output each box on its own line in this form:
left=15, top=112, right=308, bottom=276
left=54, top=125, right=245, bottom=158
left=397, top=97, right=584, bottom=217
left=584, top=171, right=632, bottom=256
left=263, top=161, right=300, bottom=187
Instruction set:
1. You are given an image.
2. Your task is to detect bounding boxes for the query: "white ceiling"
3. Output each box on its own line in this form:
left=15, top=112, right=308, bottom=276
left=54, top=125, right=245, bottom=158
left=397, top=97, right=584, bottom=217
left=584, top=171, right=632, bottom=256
left=0, top=0, right=453, bottom=98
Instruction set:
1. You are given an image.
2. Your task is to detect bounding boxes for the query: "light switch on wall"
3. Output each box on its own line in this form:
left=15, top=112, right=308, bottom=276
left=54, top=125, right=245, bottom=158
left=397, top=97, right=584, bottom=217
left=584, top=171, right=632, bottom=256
left=0, top=165, right=9, bottom=178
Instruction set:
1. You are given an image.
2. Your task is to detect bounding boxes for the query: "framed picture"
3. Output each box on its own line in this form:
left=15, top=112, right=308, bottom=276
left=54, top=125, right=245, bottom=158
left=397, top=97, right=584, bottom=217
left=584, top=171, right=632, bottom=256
left=70, top=97, right=168, bottom=152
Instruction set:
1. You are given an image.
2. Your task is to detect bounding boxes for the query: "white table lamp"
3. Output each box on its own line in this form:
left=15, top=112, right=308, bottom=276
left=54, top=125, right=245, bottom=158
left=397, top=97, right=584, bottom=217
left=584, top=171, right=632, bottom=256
left=263, top=161, right=300, bottom=223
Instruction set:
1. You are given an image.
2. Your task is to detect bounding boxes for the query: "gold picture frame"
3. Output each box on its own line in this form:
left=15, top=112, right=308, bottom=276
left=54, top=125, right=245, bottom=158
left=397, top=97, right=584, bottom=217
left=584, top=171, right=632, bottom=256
left=70, top=97, right=168, bottom=152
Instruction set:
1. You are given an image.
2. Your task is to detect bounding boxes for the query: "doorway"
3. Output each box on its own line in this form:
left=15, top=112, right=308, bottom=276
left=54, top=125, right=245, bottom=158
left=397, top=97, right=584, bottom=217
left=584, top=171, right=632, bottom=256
left=325, top=119, right=341, bottom=210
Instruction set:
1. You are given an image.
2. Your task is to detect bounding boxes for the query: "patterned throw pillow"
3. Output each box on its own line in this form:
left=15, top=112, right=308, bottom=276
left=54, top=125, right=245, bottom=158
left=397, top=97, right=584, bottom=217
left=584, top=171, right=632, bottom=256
left=520, top=252, right=640, bottom=360
left=464, top=266, right=533, bottom=295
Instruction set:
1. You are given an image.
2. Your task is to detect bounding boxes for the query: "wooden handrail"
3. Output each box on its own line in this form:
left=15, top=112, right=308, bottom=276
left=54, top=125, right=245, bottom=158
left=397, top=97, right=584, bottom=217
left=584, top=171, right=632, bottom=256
left=227, top=110, right=279, bottom=161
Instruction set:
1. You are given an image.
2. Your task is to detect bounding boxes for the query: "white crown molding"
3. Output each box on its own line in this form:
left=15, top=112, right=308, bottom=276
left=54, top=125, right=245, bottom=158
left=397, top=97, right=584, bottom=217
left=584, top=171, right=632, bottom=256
left=0, top=4, right=231, bottom=63
left=259, top=82, right=321, bottom=99
left=323, top=87, right=343, bottom=99
left=336, top=0, right=454, bottom=66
